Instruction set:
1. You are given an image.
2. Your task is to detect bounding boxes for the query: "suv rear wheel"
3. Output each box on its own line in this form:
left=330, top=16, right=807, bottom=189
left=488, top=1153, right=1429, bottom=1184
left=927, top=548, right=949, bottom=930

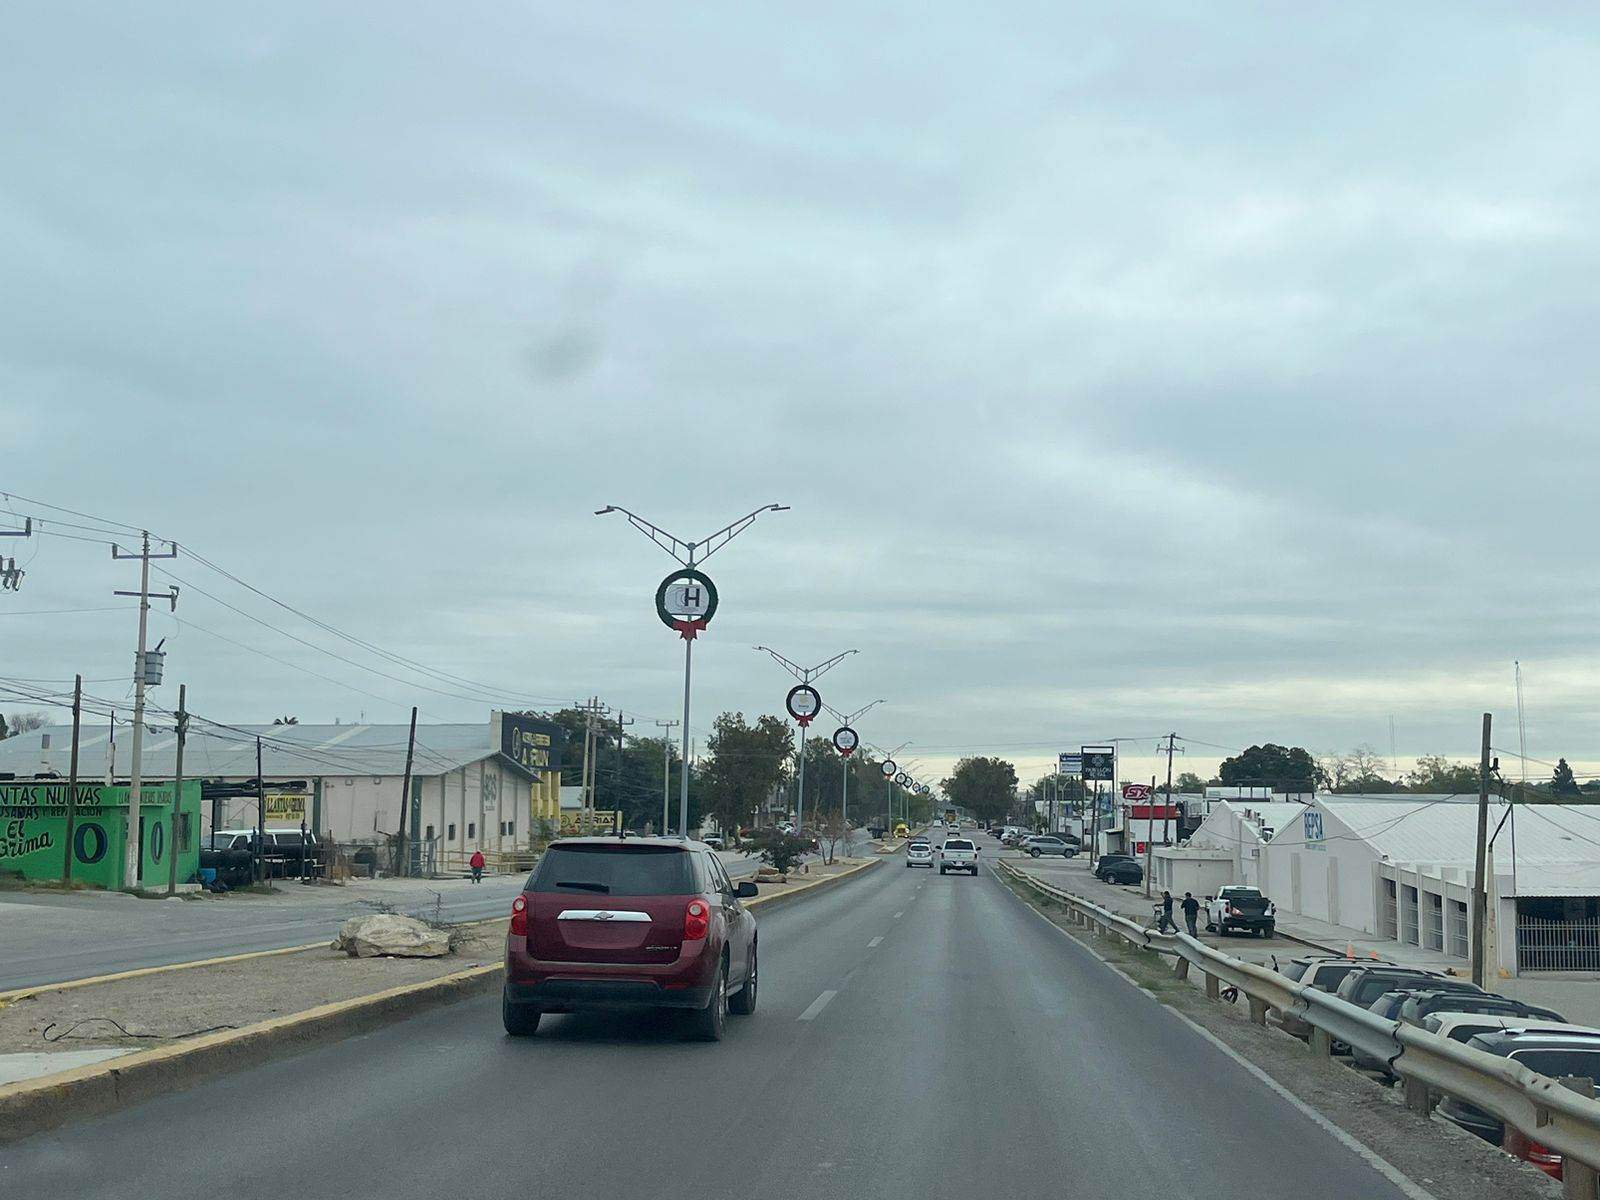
left=502, top=988, right=541, bottom=1037
left=730, top=943, right=758, bottom=1015
left=687, top=958, right=728, bottom=1041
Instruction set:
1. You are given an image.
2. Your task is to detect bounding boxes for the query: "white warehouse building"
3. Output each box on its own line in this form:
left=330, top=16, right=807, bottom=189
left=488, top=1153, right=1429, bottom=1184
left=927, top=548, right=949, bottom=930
left=1260, top=796, right=1600, bottom=977
left=1187, top=799, right=1307, bottom=888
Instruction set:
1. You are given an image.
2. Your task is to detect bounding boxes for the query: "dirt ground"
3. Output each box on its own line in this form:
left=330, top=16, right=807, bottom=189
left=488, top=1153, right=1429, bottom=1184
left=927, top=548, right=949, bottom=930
left=0, top=924, right=502, bottom=1053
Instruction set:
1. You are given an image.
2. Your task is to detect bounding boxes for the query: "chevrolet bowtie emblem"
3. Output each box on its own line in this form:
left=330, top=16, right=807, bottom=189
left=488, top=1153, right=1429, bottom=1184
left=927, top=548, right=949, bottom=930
left=593, top=911, right=614, bottom=920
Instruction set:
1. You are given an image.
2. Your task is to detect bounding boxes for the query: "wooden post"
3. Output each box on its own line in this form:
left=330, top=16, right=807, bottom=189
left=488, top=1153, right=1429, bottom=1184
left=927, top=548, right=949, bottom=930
left=1560, top=1077, right=1598, bottom=1200
left=61, top=675, right=82, bottom=883
left=1248, top=996, right=1269, bottom=1025
left=1173, top=956, right=1189, bottom=981
left=1403, top=1075, right=1434, bottom=1116
left=1311, top=1027, right=1333, bottom=1056
left=1205, top=973, right=1220, bottom=1000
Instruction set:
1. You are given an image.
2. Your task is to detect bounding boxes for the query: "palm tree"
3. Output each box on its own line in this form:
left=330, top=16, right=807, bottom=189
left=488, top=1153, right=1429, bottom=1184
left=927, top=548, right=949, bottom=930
left=273, top=716, right=300, bottom=726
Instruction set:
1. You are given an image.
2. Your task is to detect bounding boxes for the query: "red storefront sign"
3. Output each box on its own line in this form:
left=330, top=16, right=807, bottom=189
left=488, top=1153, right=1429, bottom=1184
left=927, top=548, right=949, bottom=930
left=1129, top=804, right=1178, bottom=820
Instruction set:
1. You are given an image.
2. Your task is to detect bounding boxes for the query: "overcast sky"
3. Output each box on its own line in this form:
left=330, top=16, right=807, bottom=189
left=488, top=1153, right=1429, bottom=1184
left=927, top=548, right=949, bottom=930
left=4, top=4, right=1598, bottom=789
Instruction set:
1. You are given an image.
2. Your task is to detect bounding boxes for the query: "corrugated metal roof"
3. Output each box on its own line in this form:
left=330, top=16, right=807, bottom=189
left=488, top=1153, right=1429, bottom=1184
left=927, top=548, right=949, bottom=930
left=0, top=722, right=511, bottom=781
left=1267, top=796, right=1600, bottom=896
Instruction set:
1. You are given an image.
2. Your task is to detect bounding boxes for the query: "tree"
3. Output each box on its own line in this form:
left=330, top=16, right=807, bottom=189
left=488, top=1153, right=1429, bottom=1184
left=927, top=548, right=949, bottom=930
left=0, top=711, right=44, bottom=739
left=941, top=756, right=1018, bottom=825
left=699, top=712, right=792, bottom=836
left=1175, top=771, right=1206, bottom=793
left=1217, top=744, right=1319, bottom=792
left=1552, top=758, right=1581, bottom=796
left=273, top=716, right=300, bottom=725
left=758, top=831, right=810, bottom=876
left=1404, top=755, right=1481, bottom=794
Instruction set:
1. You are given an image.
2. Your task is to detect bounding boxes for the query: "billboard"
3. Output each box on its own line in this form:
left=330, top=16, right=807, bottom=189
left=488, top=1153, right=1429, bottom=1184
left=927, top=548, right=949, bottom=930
left=1081, top=747, right=1115, bottom=782
left=496, top=712, right=564, bottom=778
left=1057, top=752, right=1082, bottom=776
left=559, top=810, right=621, bottom=836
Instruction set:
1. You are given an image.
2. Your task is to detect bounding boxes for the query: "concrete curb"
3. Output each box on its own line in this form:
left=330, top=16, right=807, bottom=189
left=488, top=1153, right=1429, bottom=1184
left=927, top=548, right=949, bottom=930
left=1, top=860, right=880, bottom=1143
left=744, top=857, right=881, bottom=911
left=0, top=962, right=503, bottom=1144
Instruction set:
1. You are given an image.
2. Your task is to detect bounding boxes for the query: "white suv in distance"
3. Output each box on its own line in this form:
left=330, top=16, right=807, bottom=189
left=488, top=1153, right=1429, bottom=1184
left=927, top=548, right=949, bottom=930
left=939, top=838, right=979, bottom=876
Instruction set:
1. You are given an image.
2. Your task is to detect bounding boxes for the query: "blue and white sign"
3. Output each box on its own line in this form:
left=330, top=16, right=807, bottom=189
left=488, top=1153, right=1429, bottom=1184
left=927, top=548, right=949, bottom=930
left=1304, top=809, right=1325, bottom=849
left=1058, top=752, right=1082, bottom=776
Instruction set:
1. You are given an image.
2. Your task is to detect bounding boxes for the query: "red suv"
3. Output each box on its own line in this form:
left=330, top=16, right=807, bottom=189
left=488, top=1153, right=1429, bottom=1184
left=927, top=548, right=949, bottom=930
left=503, top=837, right=759, bottom=1041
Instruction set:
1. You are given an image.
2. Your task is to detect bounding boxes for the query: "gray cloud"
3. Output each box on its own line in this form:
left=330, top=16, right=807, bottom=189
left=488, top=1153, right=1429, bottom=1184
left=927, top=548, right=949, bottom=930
left=3, top=2, right=1598, bottom=788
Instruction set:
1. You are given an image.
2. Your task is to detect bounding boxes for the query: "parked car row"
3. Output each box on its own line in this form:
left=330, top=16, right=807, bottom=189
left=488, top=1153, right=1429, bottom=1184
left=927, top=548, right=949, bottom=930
left=1272, top=953, right=1591, bottom=1179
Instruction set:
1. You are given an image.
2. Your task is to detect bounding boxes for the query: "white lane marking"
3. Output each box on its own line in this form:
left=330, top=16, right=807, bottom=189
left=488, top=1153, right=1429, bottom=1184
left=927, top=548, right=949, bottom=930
left=997, top=869, right=1439, bottom=1200
left=893, top=911, right=904, bottom=919
left=868, top=936, right=883, bottom=948
left=798, top=990, right=838, bottom=1022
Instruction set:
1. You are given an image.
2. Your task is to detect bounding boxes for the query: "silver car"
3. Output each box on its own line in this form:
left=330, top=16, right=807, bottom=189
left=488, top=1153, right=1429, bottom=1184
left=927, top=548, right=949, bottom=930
left=906, top=841, right=934, bottom=868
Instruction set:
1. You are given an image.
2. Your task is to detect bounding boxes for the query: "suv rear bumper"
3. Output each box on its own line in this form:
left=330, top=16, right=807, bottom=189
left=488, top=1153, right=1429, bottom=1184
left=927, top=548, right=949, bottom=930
left=504, top=976, right=715, bottom=1011
left=505, top=937, right=719, bottom=1012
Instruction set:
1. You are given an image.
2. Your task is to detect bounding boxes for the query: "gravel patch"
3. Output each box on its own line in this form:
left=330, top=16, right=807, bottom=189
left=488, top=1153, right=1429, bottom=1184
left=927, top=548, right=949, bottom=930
left=0, top=925, right=502, bottom=1053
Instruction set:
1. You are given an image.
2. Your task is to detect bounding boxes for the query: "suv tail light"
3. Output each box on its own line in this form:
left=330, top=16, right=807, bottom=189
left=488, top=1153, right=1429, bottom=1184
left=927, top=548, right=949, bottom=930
left=510, top=894, right=528, bottom=937
left=684, top=899, right=710, bottom=941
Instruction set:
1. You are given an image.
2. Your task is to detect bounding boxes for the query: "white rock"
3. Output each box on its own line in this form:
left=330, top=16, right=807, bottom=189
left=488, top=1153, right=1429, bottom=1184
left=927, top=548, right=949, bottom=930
left=333, top=913, right=450, bottom=958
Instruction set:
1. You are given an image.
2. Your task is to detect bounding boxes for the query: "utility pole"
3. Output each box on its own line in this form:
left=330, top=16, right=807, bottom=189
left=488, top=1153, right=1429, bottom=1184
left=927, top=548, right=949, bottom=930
left=254, top=737, right=266, bottom=886
left=1472, top=712, right=1493, bottom=988
left=576, top=698, right=608, bottom=834
left=166, top=684, right=187, bottom=896
left=113, top=531, right=178, bottom=890
left=61, top=674, right=82, bottom=882
left=396, top=705, right=418, bottom=876
left=1143, top=776, right=1157, bottom=898
left=655, top=719, right=679, bottom=835
left=1161, top=733, right=1179, bottom=845
left=615, top=710, right=635, bottom=830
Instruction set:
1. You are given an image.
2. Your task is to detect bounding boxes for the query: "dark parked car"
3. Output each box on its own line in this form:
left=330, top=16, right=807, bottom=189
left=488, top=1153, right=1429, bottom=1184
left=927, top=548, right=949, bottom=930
left=1398, top=990, right=1565, bottom=1026
left=1351, top=982, right=1486, bottom=1076
left=1021, top=835, right=1076, bottom=858
left=1332, top=966, right=1452, bottom=1011
left=1437, top=1030, right=1600, bottom=1173
left=1094, top=854, right=1143, bottom=885
left=503, top=837, right=759, bottom=1041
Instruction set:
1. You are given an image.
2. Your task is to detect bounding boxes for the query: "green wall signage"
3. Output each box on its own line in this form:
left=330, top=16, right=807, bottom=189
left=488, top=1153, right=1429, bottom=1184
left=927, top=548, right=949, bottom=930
left=0, top=781, right=201, bottom=889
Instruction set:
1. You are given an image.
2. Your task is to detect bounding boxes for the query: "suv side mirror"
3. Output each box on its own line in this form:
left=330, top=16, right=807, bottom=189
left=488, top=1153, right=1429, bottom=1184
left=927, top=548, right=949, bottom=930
left=735, top=880, right=759, bottom=899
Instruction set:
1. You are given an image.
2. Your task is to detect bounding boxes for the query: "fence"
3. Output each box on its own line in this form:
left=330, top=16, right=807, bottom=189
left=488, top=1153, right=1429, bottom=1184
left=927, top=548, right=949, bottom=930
left=996, top=858, right=1600, bottom=1191
left=1518, top=914, right=1600, bottom=973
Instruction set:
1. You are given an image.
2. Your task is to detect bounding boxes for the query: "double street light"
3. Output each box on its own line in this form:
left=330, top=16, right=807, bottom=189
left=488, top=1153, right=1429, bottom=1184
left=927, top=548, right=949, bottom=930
left=820, top=697, right=885, bottom=837
left=753, top=646, right=858, bottom=836
left=596, top=503, right=789, bottom=837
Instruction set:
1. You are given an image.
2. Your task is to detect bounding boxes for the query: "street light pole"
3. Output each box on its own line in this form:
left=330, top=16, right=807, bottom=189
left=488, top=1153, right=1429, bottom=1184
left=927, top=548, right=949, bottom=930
left=753, top=646, right=859, bottom=837
left=655, top=718, right=679, bottom=836
left=821, top=699, right=885, bottom=839
left=596, top=503, right=789, bottom=837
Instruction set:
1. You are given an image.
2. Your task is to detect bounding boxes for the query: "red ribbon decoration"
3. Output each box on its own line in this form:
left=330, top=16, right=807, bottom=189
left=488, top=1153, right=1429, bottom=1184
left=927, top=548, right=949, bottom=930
left=795, top=715, right=814, bottom=728
left=672, top=617, right=709, bottom=641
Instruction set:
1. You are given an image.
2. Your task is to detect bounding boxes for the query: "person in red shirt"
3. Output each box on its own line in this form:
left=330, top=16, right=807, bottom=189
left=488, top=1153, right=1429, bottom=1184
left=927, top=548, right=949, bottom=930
left=469, top=849, right=485, bottom=884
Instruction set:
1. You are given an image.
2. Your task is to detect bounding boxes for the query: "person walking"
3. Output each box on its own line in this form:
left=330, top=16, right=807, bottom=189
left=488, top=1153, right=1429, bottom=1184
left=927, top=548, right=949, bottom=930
left=1158, top=890, right=1177, bottom=934
left=1181, top=891, right=1201, bottom=937
left=469, top=848, right=485, bottom=884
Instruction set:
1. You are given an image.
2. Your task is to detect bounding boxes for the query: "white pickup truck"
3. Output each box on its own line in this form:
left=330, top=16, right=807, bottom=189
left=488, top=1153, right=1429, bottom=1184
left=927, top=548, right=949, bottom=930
left=938, top=837, right=980, bottom=876
left=1205, top=885, right=1276, bottom=937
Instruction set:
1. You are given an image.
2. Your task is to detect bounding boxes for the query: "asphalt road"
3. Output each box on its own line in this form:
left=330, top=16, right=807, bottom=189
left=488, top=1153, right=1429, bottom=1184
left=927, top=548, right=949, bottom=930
left=3, top=856, right=1413, bottom=1200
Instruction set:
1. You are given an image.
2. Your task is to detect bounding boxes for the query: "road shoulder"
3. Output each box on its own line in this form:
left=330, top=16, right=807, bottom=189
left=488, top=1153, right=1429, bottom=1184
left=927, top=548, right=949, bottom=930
left=991, top=866, right=1560, bottom=1200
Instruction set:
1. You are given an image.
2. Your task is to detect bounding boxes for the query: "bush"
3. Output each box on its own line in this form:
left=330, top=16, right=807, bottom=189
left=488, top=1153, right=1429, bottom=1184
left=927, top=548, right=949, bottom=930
left=759, top=833, right=810, bottom=876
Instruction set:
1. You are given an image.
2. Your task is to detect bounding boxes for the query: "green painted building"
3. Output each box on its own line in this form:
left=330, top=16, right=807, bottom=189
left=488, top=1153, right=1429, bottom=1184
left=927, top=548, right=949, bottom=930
left=0, top=780, right=202, bottom=890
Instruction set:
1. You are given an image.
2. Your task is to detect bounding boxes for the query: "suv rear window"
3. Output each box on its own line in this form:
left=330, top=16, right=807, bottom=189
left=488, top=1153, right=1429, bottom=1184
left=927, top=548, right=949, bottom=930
left=528, top=845, right=695, bottom=896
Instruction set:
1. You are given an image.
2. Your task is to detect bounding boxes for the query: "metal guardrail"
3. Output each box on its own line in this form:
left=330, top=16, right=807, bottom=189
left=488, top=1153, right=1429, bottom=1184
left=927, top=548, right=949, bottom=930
left=997, top=858, right=1600, bottom=1180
